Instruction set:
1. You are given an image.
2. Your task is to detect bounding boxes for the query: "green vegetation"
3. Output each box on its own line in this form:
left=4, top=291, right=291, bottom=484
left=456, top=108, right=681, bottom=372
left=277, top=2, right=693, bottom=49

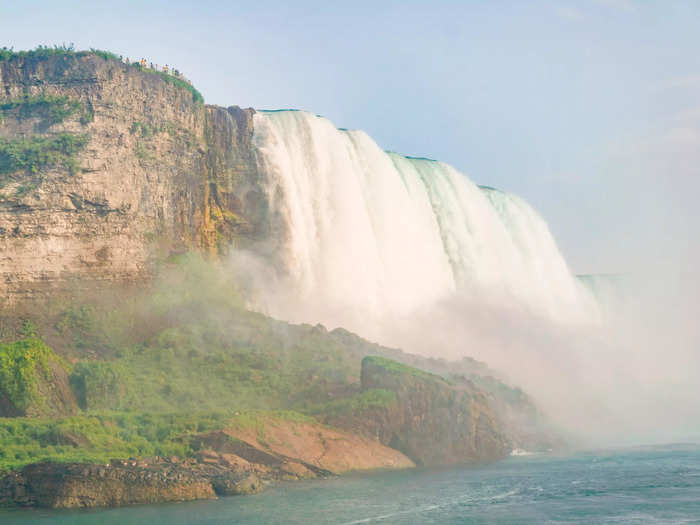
left=0, top=409, right=319, bottom=471
left=134, top=141, right=152, bottom=161
left=362, top=355, right=445, bottom=382
left=0, top=44, right=118, bottom=62
left=130, top=121, right=154, bottom=138
left=0, top=412, right=227, bottom=470
left=18, top=254, right=359, bottom=415
left=133, top=66, right=204, bottom=104
left=0, top=255, right=522, bottom=472
left=0, top=133, right=89, bottom=175
left=0, top=336, right=54, bottom=412
left=63, top=308, right=360, bottom=413
left=145, top=68, right=204, bottom=104
left=305, top=389, right=397, bottom=420
left=0, top=94, right=82, bottom=126
left=88, top=48, right=120, bottom=62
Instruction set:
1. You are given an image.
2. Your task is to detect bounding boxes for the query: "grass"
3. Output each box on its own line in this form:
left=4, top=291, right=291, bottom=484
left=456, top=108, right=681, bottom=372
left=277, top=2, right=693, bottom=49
left=30, top=254, right=359, bottom=414
left=0, top=133, right=89, bottom=175
left=0, top=411, right=229, bottom=471
left=0, top=255, right=531, bottom=472
left=0, top=44, right=118, bottom=62
left=0, top=409, right=321, bottom=471
left=362, top=355, right=445, bottom=382
left=304, top=389, right=397, bottom=420
left=131, top=64, right=204, bottom=104
left=130, top=121, right=153, bottom=138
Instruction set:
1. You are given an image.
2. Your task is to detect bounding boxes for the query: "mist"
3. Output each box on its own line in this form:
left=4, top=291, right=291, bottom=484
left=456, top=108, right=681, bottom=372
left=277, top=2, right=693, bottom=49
left=233, top=245, right=700, bottom=449
left=230, top=110, right=700, bottom=450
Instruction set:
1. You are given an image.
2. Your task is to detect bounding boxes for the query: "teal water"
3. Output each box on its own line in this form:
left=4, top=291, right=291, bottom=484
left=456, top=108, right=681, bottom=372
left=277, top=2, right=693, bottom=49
left=1, top=446, right=699, bottom=524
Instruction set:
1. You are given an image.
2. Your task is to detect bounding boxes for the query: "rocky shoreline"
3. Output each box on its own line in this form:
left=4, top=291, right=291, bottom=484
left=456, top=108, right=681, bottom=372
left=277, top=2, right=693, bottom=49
left=0, top=453, right=286, bottom=509
left=0, top=354, right=555, bottom=509
left=0, top=417, right=411, bottom=509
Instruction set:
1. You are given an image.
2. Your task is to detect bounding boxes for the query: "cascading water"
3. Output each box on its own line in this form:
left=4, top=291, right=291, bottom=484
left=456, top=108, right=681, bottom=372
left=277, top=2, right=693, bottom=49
left=250, top=109, right=598, bottom=336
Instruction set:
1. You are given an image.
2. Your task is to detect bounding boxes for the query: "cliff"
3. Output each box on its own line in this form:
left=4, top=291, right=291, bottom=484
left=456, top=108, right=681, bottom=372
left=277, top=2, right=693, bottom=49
left=320, top=356, right=510, bottom=466
left=0, top=51, right=264, bottom=309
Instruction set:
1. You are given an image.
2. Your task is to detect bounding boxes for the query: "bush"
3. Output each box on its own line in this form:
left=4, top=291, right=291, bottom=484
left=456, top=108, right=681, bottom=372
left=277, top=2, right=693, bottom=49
left=0, top=44, right=117, bottom=62
left=0, top=94, right=82, bottom=125
left=0, top=133, right=89, bottom=175
left=0, top=411, right=236, bottom=470
left=132, top=65, right=204, bottom=104
left=305, top=389, right=397, bottom=419
left=0, top=336, right=54, bottom=412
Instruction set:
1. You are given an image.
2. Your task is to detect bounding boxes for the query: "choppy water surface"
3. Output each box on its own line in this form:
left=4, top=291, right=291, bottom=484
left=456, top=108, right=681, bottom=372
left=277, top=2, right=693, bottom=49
left=2, top=446, right=699, bottom=524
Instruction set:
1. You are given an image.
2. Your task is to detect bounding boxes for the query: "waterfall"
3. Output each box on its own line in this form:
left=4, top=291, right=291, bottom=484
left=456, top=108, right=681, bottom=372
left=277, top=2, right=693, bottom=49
left=250, top=109, right=597, bottom=333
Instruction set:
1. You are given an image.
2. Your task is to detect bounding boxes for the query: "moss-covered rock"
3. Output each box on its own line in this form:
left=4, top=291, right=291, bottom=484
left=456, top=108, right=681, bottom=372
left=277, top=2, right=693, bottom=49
left=0, top=334, right=76, bottom=417
left=324, top=356, right=511, bottom=467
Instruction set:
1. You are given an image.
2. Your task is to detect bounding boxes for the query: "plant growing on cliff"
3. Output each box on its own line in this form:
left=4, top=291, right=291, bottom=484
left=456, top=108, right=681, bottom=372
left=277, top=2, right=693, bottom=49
left=362, top=355, right=445, bottom=382
left=0, top=44, right=118, bottom=62
left=130, top=121, right=154, bottom=138
left=158, top=71, right=205, bottom=104
left=0, top=132, right=89, bottom=175
left=0, top=336, right=53, bottom=412
left=0, top=411, right=232, bottom=470
left=131, top=63, right=205, bottom=104
left=0, top=94, right=83, bottom=126
left=304, top=389, right=397, bottom=419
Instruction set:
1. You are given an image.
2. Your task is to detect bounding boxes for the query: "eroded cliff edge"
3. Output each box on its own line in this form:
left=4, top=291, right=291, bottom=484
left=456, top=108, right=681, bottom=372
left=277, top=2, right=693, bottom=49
left=0, top=52, right=265, bottom=308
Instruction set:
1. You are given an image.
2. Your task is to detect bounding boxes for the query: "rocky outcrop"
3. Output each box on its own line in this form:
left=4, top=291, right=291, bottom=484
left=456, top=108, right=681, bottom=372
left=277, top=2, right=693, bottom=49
left=324, top=356, right=511, bottom=467
left=0, top=461, right=217, bottom=508
left=0, top=413, right=413, bottom=509
left=190, top=412, right=414, bottom=478
left=0, top=53, right=264, bottom=309
left=0, top=457, right=270, bottom=508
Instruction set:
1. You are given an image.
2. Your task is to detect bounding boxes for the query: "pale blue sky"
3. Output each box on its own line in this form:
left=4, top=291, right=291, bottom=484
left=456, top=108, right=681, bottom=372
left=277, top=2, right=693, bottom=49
left=3, top=0, right=699, bottom=273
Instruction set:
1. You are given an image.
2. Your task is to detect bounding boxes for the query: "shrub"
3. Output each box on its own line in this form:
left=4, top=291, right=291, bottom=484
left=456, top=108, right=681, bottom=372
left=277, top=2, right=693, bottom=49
left=0, top=411, right=240, bottom=470
left=305, top=389, right=397, bottom=419
left=0, top=336, right=54, bottom=412
left=0, top=44, right=117, bottom=62
left=0, top=133, right=89, bottom=175
left=131, top=63, right=204, bottom=104
left=0, top=94, right=82, bottom=125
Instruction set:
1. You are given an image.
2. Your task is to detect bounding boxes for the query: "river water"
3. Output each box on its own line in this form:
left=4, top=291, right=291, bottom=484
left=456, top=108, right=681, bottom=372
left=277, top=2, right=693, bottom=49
left=2, top=445, right=698, bottom=524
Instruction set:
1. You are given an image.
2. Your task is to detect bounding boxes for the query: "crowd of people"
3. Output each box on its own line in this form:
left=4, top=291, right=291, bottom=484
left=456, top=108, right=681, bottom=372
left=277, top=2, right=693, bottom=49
left=120, top=55, right=191, bottom=85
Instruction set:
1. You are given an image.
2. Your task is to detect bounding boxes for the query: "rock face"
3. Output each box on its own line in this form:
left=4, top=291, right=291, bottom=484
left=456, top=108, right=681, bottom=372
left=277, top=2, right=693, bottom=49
left=0, top=53, right=264, bottom=309
left=327, top=356, right=511, bottom=467
left=193, top=417, right=415, bottom=479
left=0, top=462, right=216, bottom=508
left=210, top=416, right=415, bottom=475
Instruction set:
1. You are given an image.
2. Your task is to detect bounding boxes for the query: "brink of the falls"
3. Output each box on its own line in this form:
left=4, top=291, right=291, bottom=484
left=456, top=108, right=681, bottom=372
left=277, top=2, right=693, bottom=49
left=249, top=109, right=599, bottom=337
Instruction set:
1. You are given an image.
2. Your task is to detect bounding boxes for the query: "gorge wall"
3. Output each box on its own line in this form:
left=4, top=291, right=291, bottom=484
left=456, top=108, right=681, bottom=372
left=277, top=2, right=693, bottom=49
left=0, top=53, right=264, bottom=309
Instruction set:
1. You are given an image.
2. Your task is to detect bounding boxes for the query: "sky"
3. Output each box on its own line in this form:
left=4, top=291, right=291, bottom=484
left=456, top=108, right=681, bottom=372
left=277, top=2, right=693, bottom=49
left=2, top=0, right=699, bottom=274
